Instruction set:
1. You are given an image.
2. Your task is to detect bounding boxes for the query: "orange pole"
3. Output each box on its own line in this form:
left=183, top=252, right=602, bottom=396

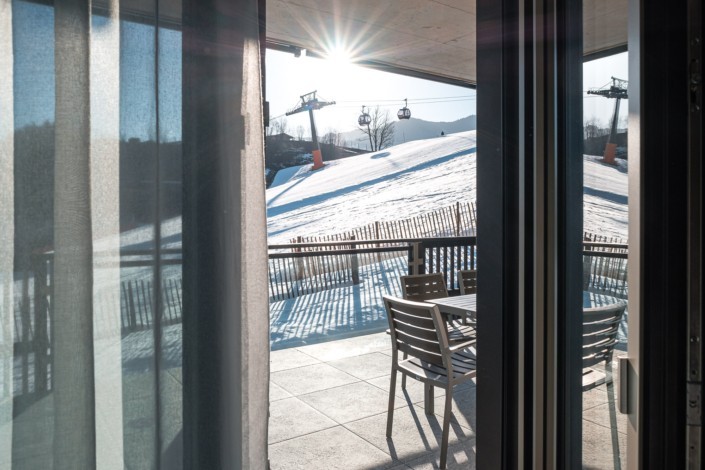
left=602, top=143, right=617, bottom=164
left=311, top=149, right=324, bottom=170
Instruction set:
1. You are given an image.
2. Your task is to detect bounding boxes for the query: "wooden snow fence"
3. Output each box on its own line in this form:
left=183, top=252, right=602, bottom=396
left=267, top=239, right=413, bottom=301
left=288, top=201, right=477, bottom=270
left=291, top=201, right=477, bottom=245
left=582, top=232, right=629, bottom=299
left=267, top=236, right=479, bottom=301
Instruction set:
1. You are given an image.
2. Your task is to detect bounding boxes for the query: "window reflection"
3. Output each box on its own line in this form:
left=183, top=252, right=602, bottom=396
left=2, top=1, right=183, bottom=468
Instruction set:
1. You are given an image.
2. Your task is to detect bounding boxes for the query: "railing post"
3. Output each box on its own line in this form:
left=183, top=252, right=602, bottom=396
left=408, top=241, right=425, bottom=275
left=295, top=235, right=304, bottom=281
left=350, top=235, right=360, bottom=284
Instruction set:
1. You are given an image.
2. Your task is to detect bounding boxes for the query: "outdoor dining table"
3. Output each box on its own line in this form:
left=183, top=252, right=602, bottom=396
left=428, top=294, right=476, bottom=321
left=429, top=291, right=626, bottom=320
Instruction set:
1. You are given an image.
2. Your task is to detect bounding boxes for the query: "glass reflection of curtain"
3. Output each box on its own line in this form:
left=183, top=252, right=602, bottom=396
left=0, top=0, right=124, bottom=468
left=53, top=0, right=123, bottom=468
left=1, top=0, right=269, bottom=466
left=0, top=0, right=15, bottom=467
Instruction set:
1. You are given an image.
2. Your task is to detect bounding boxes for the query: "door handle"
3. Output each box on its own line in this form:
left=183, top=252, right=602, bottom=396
left=618, top=356, right=630, bottom=414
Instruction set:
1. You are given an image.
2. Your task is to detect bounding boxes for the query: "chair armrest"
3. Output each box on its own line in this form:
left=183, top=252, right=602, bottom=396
left=449, top=339, right=477, bottom=352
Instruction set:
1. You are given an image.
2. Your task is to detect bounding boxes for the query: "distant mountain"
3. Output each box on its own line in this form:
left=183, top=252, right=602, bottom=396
left=340, top=115, right=477, bottom=150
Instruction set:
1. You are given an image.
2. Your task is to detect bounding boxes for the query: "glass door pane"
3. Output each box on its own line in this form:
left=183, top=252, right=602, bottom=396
left=581, top=1, right=630, bottom=467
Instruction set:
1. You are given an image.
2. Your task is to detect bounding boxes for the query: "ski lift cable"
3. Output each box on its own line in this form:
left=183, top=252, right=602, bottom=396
left=334, top=97, right=476, bottom=108
left=335, top=95, right=475, bottom=104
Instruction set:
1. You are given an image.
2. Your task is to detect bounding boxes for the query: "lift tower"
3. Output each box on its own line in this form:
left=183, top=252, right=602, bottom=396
left=587, top=77, right=628, bottom=164
left=286, top=91, right=335, bottom=170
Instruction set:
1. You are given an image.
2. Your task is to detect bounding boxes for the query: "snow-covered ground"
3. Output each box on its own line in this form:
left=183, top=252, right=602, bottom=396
left=267, top=130, right=628, bottom=242
left=266, top=131, right=629, bottom=348
left=267, top=132, right=478, bottom=242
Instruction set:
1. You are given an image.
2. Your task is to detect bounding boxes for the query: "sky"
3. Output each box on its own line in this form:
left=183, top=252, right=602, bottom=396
left=11, top=1, right=627, bottom=141
left=267, top=49, right=630, bottom=137
left=265, top=50, right=476, bottom=136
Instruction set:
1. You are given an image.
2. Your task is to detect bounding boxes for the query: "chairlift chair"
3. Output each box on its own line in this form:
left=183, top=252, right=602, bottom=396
left=358, top=105, right=372, bottom=126
left=397, top=98, right=411, bottom=120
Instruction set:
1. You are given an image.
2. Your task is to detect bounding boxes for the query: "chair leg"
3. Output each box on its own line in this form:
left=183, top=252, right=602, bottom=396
left=439, top=388, right=454, bottom=470
left=386, top=368, right=397, bottom=438
left=401, top=351, right=408, bottom=389
left=424, top=383, right=435, bottom=415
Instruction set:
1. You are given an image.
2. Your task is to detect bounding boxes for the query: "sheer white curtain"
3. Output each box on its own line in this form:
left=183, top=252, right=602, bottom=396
left=1, top=0, right=123, bottom=467
left=0, top=0, right=16, bottom=466
left=1, top=0, right=269, bottom=467
left=54, top=0, right=123, bottom=467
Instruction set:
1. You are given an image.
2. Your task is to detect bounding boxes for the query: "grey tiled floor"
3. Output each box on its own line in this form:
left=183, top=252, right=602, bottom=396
left=269, top=333, right=626, bottom=470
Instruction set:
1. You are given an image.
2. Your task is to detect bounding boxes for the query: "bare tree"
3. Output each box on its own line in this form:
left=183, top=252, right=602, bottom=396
left=358, top=106, right=395, bottom=152
left=295, top=125, right=305, bottom=141
left=271, top=117, right=289, bottom=136
left=584, top=116, right=607, bottom=140
left=323, top=127, right=344, bottom=147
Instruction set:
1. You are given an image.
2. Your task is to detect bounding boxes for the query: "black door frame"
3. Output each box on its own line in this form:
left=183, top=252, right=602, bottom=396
left=477, top=0, right=703, bottom=467
left=475, top=0, right=591, bottom=467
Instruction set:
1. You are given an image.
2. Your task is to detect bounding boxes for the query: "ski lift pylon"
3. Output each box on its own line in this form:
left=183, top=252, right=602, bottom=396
left=358, top=105, right=371, bottom=126
left=397, top=98, right=411, bottom=120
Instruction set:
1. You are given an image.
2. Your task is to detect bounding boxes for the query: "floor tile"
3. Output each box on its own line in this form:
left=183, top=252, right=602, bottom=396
left=367, top=373, right=465, bottom=405
left=583, top=419, right=626, bottom=469
left=345, top=402, right=473, bottom=464
left=268, top=397, right=337, bottom=444
left=269, top=426, right=399, bottom=470
left=328, top=352, right=392, bottom=380
left=583, top=400, right=627, bottom=436
left=297, top=332, right=390, bottom=362
left=271, top=363, right=359, bottom=396
left=270, top=348, right=321, bottom=373
left=404, top=440, right=476, bottom=469
left=431, top=385, right=477, bottom=433
left=300, top=381, right=397, bottom=424
left=270, top=381, right=293, bottom=402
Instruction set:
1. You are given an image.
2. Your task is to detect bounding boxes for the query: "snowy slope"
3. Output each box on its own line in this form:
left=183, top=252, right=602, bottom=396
left=583, top=155, right=628, bottom=240
left=266, top=131, right=628, bottom=243
left=267, top=131, right=478, bottom=242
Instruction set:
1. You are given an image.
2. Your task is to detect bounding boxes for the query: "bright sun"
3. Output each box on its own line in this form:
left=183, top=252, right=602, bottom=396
left=325, top=45, right=354, bottom=67
left=320, top=45, right=357, bottom=95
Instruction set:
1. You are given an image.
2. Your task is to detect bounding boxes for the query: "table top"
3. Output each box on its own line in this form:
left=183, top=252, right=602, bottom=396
left=428, top=294, right=476, bottom=318
left=429, top=291, right=626, bottom=317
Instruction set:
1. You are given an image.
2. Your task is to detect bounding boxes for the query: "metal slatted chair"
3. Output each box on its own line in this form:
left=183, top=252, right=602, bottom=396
left=582, top=302, right=627, bottom=391
left=457, top=269, right=477, bottom=295
left=384, top=295, right=477, bottom=470
left=400, top=273, right=476, bottom=340
left=401, top=273, right=450, bottom=302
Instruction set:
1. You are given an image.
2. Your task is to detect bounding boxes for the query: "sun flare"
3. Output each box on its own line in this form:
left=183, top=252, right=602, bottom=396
left=324, top=44, right=355, bottom=67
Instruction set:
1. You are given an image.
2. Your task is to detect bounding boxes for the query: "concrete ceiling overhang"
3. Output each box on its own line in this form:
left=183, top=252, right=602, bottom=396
left=266, top=0, right=628, bottom=87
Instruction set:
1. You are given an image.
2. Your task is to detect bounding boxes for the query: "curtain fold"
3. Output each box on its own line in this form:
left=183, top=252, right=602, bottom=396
left=182, top=0, right=269, bottom=467
left=53, top=0, right=97, bottom=466
left=0, top=0, right=15, bottom=466
left=89, top=0, right=123, bottom=467
left=2, top=0, right=270, bottom=466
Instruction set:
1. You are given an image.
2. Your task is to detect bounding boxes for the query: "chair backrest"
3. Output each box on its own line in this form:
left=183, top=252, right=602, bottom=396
left=458, top=269, right=477, bottom=295
left=582, top=302, right=626, bottom=369
left=400, top=273, right=449, bottom=302
left=383, top=295, right=449, bottom=367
